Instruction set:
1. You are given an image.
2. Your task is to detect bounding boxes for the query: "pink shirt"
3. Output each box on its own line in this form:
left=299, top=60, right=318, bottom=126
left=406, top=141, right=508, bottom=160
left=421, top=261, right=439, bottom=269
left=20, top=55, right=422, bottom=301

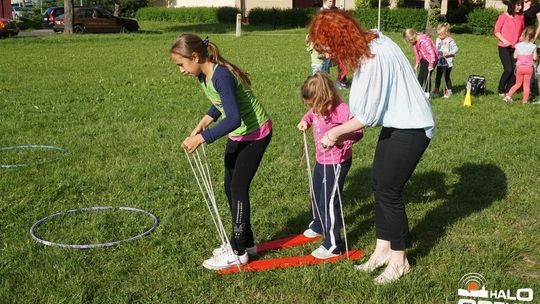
left=413, top=34, right=438, bottom=68
left=494, top=13, right=525, bottom=47
left=229, top=119, right=272, bottom=141
left=302, top=101, right=363, bottom=164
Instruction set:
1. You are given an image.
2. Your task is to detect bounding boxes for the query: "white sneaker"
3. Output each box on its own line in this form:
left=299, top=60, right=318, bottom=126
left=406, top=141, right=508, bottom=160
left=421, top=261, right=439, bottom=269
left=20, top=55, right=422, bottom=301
left=212, top=243, right=257, bottom=257
left=311, top=245, right=340, bottom=259
left=443, top=89, right=452, bottom=98
left=202, top=250, right=248, bottom=270
left=303, top=228, right=322, bottom=238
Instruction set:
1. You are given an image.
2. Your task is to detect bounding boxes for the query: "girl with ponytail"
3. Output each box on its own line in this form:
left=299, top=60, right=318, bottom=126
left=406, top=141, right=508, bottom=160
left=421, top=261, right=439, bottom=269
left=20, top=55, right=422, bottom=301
left=171, top=33, right=272, bottom=270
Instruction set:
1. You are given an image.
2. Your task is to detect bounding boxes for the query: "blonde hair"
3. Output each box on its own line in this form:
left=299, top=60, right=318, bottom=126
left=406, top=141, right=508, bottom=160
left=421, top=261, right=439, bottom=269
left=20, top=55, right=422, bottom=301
left=403, top=28, right=418, bottom=44
left=437, top=23, right=451, bottom=36
left=170, top=33, right=251, bottom=86
left=301, top=72, right=340, bottom=116
left=521, top=25, right=536, bottom=42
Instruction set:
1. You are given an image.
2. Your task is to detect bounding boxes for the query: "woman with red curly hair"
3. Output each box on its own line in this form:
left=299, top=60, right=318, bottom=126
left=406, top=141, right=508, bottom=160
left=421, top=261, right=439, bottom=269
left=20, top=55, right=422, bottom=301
left=310, top=10, right=435, bottom=284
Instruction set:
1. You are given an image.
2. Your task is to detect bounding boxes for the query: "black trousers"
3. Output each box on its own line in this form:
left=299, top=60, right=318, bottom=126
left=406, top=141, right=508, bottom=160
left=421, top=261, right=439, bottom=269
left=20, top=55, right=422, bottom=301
left=498, top=46, right=516, bottom=94
left=417, top=59, right=432, bottom=93
left=372, top=127, right=430, bottom=250
left=224, top=132, right=271, bottom=255
left=434, top=66, right=453, bottom=91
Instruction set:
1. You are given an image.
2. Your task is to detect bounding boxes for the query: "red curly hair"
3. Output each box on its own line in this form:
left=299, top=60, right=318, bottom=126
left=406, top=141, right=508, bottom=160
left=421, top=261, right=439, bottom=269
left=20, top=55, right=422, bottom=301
left=308, top=10, right=377, bottom=72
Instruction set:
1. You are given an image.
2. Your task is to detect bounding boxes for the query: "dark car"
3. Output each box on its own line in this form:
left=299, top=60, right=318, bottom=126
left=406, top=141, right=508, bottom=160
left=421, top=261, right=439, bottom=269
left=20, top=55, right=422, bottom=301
left=0, top=18, right=19, bottom=38
left=53, top=7, right=139, bottom=33
left=42, top=6, right=64, bottom=29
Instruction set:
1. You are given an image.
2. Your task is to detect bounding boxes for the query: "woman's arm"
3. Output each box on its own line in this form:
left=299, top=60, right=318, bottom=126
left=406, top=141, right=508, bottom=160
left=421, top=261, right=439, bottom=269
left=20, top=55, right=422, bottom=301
left=320, top=118, right=364, bottom=147
left=494, top=14, right=511, bottom=46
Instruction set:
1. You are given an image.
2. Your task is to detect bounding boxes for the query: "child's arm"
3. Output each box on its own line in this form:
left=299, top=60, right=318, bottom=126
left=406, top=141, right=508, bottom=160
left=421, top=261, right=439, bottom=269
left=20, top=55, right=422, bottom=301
left=199, top=68, right=242, bottom=144
left=445, top=38, right=458, bottom=57
left=534, top=47, right=538, bottom=62
left=191, top=114, right=215, bottom=136
left=420, top=38, right=438, bottom=70
left=298, top=110, right=313, bottom=132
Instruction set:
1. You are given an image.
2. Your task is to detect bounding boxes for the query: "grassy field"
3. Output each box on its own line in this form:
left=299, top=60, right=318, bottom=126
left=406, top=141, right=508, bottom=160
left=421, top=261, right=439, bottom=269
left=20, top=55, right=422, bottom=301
left=1, top=22, right=539, bottom=303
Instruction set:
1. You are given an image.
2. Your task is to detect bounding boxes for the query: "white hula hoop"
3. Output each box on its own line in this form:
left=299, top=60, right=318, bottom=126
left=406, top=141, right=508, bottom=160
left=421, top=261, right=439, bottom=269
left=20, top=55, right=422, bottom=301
left=0, top=145, right=68, bottom=169
left=29, top=206, right=159, bottom=249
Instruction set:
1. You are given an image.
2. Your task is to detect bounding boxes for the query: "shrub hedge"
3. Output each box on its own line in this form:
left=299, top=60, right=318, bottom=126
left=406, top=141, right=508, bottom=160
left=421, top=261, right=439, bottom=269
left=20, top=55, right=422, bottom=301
left=247, top=7, right=317, bottom=27
left=136, top=6, right=240, bottom=23
left=355, top=8, right=427, bottom=31
left=136, top=6, right=500, bottom=35
left=467, top=8, right=500, bottom=35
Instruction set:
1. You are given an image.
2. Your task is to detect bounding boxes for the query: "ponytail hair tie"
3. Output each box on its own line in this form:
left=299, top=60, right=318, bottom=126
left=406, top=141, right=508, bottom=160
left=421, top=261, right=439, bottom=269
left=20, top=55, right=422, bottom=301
left=202, top=36, right=210, bottom=47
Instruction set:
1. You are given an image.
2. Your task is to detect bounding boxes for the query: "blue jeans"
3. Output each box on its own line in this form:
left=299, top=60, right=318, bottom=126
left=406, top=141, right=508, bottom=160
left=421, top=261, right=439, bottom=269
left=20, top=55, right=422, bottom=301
left=311, top=59, right=331, bottom=75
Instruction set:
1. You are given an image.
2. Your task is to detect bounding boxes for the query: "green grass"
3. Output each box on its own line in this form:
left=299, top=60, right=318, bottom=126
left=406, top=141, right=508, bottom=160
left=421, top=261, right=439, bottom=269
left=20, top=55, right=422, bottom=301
left=1, top=24, right=540, bottom=303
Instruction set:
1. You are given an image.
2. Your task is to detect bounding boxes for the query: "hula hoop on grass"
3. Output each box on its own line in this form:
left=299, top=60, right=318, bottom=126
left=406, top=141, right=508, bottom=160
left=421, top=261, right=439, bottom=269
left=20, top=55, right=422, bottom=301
left=0, top=145, right=68, bottom=169
left=29, top=206, right=159, bottom=249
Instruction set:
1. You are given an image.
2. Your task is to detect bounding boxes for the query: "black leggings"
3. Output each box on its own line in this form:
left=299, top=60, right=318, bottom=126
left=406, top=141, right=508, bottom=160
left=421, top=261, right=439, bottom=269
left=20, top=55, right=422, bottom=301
left=434, top=66, right=453, bottom=91
left=417, top=59, right=432, bottom=93
left=224, top=132, right=271, bottom=255
left=498, top=46, right=516, bottom=94
left=372, top=127, right=430, bottom=250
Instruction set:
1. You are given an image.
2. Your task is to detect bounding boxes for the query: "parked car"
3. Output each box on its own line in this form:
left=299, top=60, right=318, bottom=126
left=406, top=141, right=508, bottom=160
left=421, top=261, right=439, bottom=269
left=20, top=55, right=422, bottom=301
left=53, top=7, right=139, bottom=33
left=12, top=6, right=22, bottom=20
left=42, top=6, right=64, bottom=29
left=0, top=18, right=19, bottom=38
left=12, top=4, right=35, bottom=20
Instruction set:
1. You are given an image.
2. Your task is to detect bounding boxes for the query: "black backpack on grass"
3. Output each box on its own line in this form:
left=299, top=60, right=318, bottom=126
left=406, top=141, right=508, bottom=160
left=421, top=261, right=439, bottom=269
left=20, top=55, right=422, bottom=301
left=466, top=75, right=486, bottom=95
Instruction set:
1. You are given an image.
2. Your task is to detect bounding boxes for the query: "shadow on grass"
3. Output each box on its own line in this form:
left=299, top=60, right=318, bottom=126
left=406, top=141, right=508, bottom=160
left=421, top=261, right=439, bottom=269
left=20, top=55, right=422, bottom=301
left=268, top=162, right=506, bottom=262
left=408, top=162, right=507, bottom=262
left=343, top=169, right=450, bottom=246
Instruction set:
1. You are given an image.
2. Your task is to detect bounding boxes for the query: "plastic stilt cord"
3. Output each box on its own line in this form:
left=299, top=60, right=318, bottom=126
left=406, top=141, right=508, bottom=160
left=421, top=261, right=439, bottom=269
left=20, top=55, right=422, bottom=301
left=218, top=250, right=364, bottom=274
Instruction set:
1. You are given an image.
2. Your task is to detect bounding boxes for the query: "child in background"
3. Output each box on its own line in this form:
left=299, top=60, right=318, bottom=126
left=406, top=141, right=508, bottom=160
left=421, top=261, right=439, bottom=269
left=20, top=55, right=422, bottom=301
left=403, top=28, right=438, bottom=96
left=172, top=33, right=272, bottom=270
left=306, top=34, right=330, bottom=75
left=433, top=23, right=458, bottom=98
left=505, top=26, right=537, bottom=104
left=297, top=72, right=363, bottom=259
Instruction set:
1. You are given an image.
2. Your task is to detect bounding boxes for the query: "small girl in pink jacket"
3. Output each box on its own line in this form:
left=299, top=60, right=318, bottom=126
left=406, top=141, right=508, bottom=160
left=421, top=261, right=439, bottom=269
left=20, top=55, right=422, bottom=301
left=404, top=29, right=438, bottom=97
left=297, top=72, right=363, bottom=260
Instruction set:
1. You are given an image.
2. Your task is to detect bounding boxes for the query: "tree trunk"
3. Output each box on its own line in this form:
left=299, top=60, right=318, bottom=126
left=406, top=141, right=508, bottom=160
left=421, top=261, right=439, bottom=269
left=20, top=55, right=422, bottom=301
left=114, top=2, right=120, bottom=16
left=64, top=0, right=74, bottom=34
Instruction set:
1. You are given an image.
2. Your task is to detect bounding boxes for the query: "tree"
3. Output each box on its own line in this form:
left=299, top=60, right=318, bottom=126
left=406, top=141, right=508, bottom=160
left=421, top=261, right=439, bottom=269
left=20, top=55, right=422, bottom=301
left=64, top=0, right=74, bottom=34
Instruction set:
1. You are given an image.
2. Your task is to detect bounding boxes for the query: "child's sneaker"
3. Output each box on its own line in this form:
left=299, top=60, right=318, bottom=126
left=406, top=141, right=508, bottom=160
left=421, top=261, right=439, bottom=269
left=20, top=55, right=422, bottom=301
left=303, top=228, right=322, bottom=238
left=311, top=245, right=340, bottom=260
left=443, top=89, right=452, bottom=98
left=203, top=250, right=248, bottom=270
left=212, top=243, right=257, bottom=257
left=504, top=95, right=513, bottom=103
